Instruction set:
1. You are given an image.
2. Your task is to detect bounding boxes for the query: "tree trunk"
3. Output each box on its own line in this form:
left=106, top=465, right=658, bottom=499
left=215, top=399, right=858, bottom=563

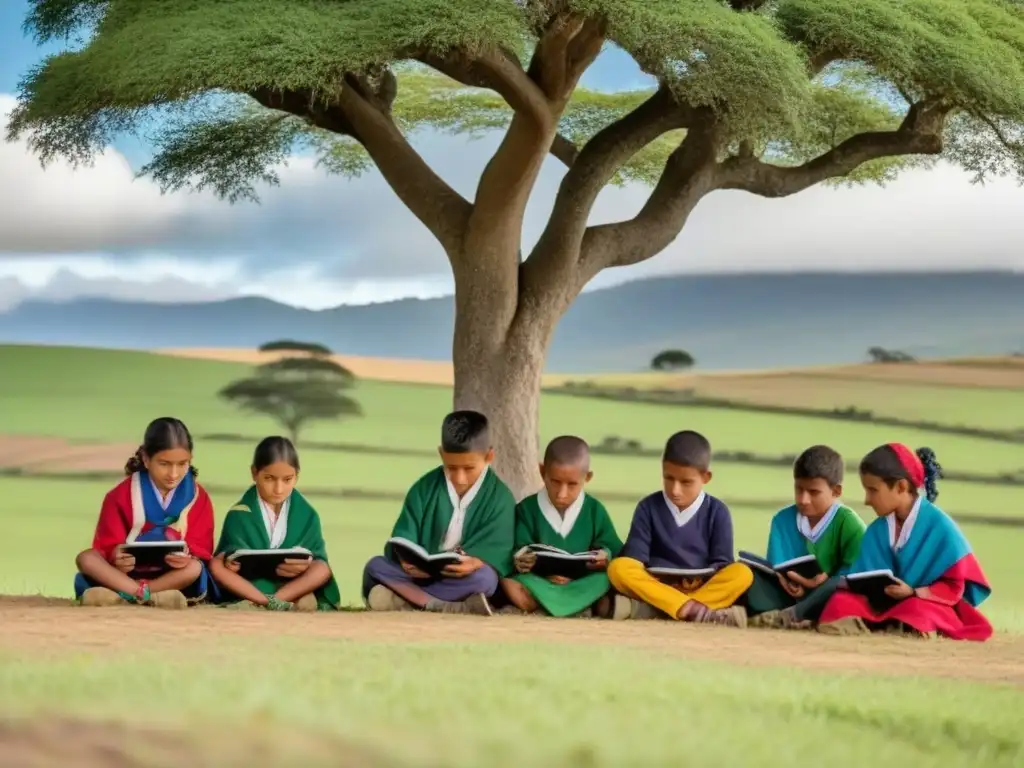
left=450, top=284, right=559, bottom=501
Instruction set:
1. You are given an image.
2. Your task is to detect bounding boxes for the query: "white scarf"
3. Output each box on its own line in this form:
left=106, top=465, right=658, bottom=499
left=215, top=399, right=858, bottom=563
left=258, top=494, right=290, bottom=549
left=441, top=466, right=489, bottom=551
left=537, top=490, right=586, bottom=539
left=797, top=502, right=840, bottom=543
left=887, top=496, right=921, bottom=552
left=662, top=491, right=705, bottom=528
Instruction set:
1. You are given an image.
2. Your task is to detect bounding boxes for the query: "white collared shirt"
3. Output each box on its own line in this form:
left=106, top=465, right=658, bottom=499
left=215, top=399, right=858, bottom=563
left=662, top=491, right=705, bottom=528
left=149, top=476, right=177, bottom=511
left=887, top=496, right=921, bottom=552
left=537, top=490, right=586, bottom=538
left=797, top=502, right=839, bottom=543
left=258, top=494, right=291, bottom=549
left=441, top=466, right=489, bottom=551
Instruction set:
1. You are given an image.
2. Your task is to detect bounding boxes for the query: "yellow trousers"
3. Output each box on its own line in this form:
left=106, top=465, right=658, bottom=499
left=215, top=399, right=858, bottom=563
left=608, top=557, right=753, bottom=619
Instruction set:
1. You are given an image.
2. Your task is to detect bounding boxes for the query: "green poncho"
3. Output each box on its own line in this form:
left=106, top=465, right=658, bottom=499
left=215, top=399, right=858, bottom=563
left=512, top=492, right=623, bottom=617
left=382, top=466, right=516, bottom=577
left=216, top=486, right=341, bottom=610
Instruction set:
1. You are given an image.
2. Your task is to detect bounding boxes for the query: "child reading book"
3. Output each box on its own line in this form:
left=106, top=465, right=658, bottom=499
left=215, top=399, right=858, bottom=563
left=744, top=445, right=866, bottom=630
left=73, top=417, right=215, bottom=609
left=607, top=430, right=752, bottom=627
left=210, top=436, right=340, bottom=611
left=361, top=410, right=516, bottom=616
left=501, top=436, right=623, bottom=618
left=818, top=443, right=993, bottom=641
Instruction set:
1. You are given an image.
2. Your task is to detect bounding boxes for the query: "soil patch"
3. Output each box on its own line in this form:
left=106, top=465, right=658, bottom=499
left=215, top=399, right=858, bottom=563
left=0, top=436, right=136, bottom=473
left=0, top=716, right=379, bottom=768
left=2, top=599, right=1022, bottom=687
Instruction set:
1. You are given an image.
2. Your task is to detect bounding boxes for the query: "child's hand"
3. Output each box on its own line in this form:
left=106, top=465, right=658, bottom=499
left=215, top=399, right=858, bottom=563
left=514, top=550, right=537, bottom=573
left=442, top=556, right=483, bottom=578
left=678, top=577, right=704, bottom=592
left=785, top=571, right=827, bottom=590
left=547, top=575, right=572, bottom=585
left=884, top=579, right=915, bottom=600
left=400, top=559, right=431, bottom=579
left=778, top=574, right=805, bottom=598
left=587, top=551, right=609, bottom=571
left=276, top=558, right=312, bottom=579
left=165, top=552, right=193, bottom=569
left=111, top=546, right=135, bottom=573
left=225, top=557, right=241, bottom=574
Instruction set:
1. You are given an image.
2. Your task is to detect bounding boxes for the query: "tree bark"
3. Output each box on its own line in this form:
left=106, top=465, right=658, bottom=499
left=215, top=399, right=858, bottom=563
left=450, top=266, right=560, bottom=501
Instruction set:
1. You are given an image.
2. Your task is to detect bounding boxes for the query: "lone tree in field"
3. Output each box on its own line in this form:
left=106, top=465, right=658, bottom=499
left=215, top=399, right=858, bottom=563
left=9, top=1, right=1024, bottom=497
left=651, top=349, right=696, bottom=372
left=219, top=341, right=362, bottom=444
left=867, top=346, right=917, bottom=364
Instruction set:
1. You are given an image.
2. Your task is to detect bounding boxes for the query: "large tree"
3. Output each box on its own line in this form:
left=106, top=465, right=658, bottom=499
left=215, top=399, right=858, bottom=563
left=9, top=0, right=1024, bottom=497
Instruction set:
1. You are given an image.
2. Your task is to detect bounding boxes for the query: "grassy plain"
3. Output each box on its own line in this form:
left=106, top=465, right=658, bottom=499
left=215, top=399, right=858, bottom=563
left=1, top=344, right=1022, bottom=766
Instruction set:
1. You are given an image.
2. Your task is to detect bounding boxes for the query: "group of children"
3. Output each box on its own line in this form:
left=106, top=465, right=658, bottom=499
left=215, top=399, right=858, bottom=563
left=73, top=412, right=994, bottom=641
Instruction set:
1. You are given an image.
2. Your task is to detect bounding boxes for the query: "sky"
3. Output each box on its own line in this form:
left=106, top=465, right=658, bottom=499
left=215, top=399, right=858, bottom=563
left=1, top=2, right=1021, bottom=311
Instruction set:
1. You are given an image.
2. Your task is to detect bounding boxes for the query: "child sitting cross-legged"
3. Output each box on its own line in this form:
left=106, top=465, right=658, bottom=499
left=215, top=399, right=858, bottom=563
left=501, top=436, right=623, bottom=618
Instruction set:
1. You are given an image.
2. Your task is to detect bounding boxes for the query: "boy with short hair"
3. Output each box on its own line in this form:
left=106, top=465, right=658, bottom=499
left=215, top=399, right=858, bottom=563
left=362, top=410, right=515, bottom=616
left=502, top=436, right=623, bottom=618
left=608, top=430, right=752, bottom=627
left=745, top=445, right=866, bottom=629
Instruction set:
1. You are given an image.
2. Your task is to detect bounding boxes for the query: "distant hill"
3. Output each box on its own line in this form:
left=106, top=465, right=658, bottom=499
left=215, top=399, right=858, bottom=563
left=1, top=271, right=1021, bottom=372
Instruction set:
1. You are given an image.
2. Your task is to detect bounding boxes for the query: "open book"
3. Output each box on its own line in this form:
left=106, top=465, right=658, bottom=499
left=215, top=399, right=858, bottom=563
left=388, top=537, right=463, bottom=578
left=845, top=568, right=904, bottom=611
left=519, top=544, right=603, bottom=579
left=738, top=551, right=824, bottom=581
left=121, top=540, right=187, bottom=567
left=647, top=566, right=719, bottom=581
left=227, top=547, right=313, bottom=580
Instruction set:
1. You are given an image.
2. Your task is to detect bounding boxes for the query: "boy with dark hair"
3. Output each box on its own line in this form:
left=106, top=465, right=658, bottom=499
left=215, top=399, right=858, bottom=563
left=744, top=445, right=866, bottom=629
left=362, top=410, right=516, bottom=616
left=607, top=430, right=752, bottom=627
left=501, top=436, right=623, bottom=618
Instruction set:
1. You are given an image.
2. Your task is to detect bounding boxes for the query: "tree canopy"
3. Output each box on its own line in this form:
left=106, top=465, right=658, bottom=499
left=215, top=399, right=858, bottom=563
left=651, top=349, right=695, bottom=371
left=9, top=0, right=1024, bottom=496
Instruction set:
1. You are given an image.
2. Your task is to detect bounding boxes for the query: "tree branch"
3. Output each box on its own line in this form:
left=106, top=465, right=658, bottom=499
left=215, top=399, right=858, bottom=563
left=522, top=87, right=699, bottom=294
left=528, top=12, right=606, bottom=102
left=251, top=77, right=471, bottom=255
left=718, top=98, right=951, bottom=198
left=549, top=132, right=579, bottom=166
left=416, top=46, right=552, bottom=128
left=579, top=116, right=723, bottom=275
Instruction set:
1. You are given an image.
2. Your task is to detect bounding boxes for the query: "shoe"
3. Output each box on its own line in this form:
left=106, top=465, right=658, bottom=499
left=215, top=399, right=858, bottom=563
left=611, top=594, right=632, bottom=621
left=80, top=587, right=125, bottom=607
left=497, top=605, right=527, bottom=616
left=428, top=593, right=494, bottom=616
left=294, top=594, right=318, bottom=613
left=630, top=599, right=662, bottom=620
left=222, top=600, right=262, bottom=611
left=699, top=605, right=748, bottom=629
left=817, top=617, right=871, bottom=636
left=150, top=590, right=188, bottom=610
left=366, top=585, right=414, bottom=612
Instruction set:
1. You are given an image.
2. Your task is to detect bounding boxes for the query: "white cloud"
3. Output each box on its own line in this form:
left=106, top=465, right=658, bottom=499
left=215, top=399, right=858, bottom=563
left=1, top=91, right=1022, bottom=311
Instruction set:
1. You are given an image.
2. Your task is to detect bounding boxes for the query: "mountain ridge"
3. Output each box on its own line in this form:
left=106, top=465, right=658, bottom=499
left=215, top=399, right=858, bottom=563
left=1, top=271, right=1020, bottom=371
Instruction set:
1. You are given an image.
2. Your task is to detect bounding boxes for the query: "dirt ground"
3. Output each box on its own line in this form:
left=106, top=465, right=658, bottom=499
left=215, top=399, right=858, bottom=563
left=0, top=435, right=134, bottom=473
left=1, top=596, right=1022, bottom=686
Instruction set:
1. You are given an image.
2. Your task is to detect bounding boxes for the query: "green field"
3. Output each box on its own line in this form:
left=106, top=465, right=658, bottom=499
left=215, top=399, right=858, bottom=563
left=1, top=344, right=1022, bottom=767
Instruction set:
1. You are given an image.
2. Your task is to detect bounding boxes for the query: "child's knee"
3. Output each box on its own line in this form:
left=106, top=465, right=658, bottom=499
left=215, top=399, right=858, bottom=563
left=724, top=562, right=755, bottom=591
left=182, top=558, right=203, bottom=581
left=607, top=557, right=634, bottom=589
left=75, top=549, right=101, bottom=570
left=476, top=565, right=499, bottom=595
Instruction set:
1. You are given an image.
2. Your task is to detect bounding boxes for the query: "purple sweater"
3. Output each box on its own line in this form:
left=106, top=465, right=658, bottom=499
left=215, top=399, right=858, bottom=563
left=620, top=492, right=735, bottom=569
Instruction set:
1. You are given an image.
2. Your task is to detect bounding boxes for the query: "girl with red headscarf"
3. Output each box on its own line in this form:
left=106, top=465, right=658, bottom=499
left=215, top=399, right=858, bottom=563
left=817, top=443, right=992, bottom=641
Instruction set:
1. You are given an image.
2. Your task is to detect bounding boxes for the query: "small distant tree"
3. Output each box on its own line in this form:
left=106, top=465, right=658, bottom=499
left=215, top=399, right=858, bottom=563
left=258, top=339, right=334, bottom=356
left=868, top=347, right=917, bottom=364
left=651, top=349, right=696, bottom=371
left=219, top=342, right=361, bottom=443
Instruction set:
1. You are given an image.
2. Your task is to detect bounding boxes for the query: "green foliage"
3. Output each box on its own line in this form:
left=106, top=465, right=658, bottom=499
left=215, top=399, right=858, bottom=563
left=7, top=0, right=1024, bottom=207
left=651, top=349, right=696, bottom=371
left=220, top=341, right=361, bottom=443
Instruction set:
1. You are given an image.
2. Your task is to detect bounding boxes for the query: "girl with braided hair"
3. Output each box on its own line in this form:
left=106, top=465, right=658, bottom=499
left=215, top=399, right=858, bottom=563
left=818, top=443, right=993, bottom=641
